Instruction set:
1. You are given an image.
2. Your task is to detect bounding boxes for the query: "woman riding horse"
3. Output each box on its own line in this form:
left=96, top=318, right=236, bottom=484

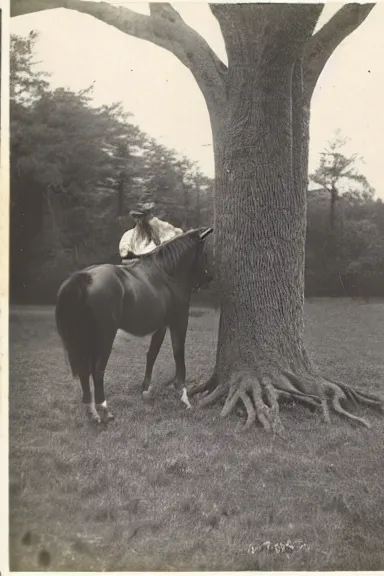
left=119, top=202, right=183, bottom=260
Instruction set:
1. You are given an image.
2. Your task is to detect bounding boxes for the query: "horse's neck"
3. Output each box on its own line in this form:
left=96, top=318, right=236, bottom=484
left=156, top=240, right=195, bottom=280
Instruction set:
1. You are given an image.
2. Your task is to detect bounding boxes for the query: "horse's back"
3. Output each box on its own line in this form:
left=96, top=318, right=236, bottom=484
left=61, top=261, right=179, bottom=338
left=85, top=264, right=125, bottom=296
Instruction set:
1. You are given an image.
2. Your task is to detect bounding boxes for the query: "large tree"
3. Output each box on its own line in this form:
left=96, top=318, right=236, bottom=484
left=12, top=1, right=383, bottom=430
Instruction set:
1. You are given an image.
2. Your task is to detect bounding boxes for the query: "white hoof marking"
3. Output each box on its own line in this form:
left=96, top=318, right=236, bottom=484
left=86, top=403, right=101, bottom=423
left=181, top=387, right=192, bottom=409
left=96, top=401, right=114, bottom=421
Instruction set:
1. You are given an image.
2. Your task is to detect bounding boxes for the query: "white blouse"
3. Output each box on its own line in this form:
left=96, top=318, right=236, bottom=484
left=119, top=217, right=183, bottom=258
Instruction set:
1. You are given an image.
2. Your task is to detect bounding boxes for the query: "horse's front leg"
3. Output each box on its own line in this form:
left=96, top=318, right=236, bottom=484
left=142, top=327, right=167, bottom=399
left=169, top=311, right=191, bottom=409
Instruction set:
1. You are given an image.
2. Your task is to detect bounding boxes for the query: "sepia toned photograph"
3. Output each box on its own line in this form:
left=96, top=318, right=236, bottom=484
left=7, top=0, right=384, bottom=572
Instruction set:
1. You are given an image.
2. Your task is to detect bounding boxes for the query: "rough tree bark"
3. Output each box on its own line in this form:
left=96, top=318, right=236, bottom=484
left=12, top=1, right=383, bottom=431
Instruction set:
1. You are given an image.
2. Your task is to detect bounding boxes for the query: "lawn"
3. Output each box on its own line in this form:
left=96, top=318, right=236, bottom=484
left=9, top=299, right=384, bottom=571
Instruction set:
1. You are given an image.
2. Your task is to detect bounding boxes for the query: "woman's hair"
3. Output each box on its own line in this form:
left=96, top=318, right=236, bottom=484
left=137, top=217, right=161, bottom=246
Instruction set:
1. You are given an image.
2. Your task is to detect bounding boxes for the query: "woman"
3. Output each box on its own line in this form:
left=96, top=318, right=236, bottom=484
left=119, top=202, right=183, bottom=260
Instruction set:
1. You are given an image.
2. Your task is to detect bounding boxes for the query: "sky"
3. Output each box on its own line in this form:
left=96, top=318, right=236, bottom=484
left=10, top=1, right=384, bottom=198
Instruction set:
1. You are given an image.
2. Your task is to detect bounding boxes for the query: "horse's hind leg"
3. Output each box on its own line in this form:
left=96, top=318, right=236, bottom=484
left=142, top=327, right=167, bottom=399
left=92, top=331, right=116, bottom=422
left=169, top=310, right=191, bottom=409
left=80, top=370, right=101, bottom=423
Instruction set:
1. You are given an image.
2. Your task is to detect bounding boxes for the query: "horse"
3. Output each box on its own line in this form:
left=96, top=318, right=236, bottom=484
left=55, top=227, right=213, bottom=423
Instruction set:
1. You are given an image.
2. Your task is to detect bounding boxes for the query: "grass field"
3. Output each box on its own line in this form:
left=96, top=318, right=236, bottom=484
left=9, top=299, right=384, bottom=571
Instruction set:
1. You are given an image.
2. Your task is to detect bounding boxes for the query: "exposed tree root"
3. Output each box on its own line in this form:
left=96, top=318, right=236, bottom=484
left=191, top=365, right=384, bottom=432
left=277, top=391, right=319, bottom=411
left=198, top=382, right=227, bottom=407
left=239, top=391, right=256, bottom=430
left=189, top=372, right=218, bottom=398
left=281, top=371, right=331, bottom=424
left=325, top=378, right=384, bottom=411
left=218, top=370, right=285, bottom=436
left=285, top=371, right=382, bottom=428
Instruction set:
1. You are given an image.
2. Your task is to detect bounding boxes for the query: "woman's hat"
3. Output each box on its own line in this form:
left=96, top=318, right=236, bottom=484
left=129, top=201, right=155, bottom=218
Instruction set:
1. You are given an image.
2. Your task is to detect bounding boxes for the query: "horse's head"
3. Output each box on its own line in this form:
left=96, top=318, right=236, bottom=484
left=189, top=227, right=214, bottom=291
left=150, top=227, right=214, bottom=294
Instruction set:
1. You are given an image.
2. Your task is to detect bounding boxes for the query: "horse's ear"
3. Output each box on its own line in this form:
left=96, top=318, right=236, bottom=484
left=199, top=227, right=213, bottom=241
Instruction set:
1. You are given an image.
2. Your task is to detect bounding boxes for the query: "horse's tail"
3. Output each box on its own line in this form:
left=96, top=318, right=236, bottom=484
left=55, top=271, right=94, bottom=378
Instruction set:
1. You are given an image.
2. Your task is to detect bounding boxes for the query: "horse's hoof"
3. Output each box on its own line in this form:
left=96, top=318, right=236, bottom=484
left=107, top=413, right=115, bottom=421
left=87, top=411, right=101, bottom=424
left=141, top=380, right=150, bottom=391
left=142, top=390, right=153, bottom=402
left=181, top=388, right=192, bottom=409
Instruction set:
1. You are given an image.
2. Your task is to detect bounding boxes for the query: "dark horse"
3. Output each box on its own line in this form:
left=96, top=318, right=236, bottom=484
left=55, top=227, right=213, bottom=422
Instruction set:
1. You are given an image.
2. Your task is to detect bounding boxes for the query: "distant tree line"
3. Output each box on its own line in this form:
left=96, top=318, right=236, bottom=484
left=10, top=32, right=213, bottom=303
left=10, top=33, right=384, bottom=303
left=307, top=133, right=384, bottom=299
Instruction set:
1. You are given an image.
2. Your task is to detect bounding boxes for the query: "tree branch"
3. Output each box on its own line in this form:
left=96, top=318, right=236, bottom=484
left=149, top=3, right=183, bottom=25
left=304, top=3, right=375, bottom=98
left=11, top=0, right=228, bottom=110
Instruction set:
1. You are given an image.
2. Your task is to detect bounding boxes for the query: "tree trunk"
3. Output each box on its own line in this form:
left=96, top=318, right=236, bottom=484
left=329, top=186, right=337, bottom=235
left=213, top=64, right=309, bottom=380
left=324, top=187, right=338, bottom=262
left=330, top=187, right=338, bottom=229
left=191, top=6, right=383, bottom=430
left=192, top=51, right=320, bottom=431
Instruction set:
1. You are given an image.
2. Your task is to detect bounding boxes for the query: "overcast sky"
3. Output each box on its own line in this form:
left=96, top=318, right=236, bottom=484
left=11, top=2, right=384, bottom=198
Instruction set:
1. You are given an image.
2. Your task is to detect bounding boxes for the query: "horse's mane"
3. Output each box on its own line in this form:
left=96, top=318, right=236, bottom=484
left=148, top=230, right=198, bottom=270
left=137, top=230, right=200, bottom=298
